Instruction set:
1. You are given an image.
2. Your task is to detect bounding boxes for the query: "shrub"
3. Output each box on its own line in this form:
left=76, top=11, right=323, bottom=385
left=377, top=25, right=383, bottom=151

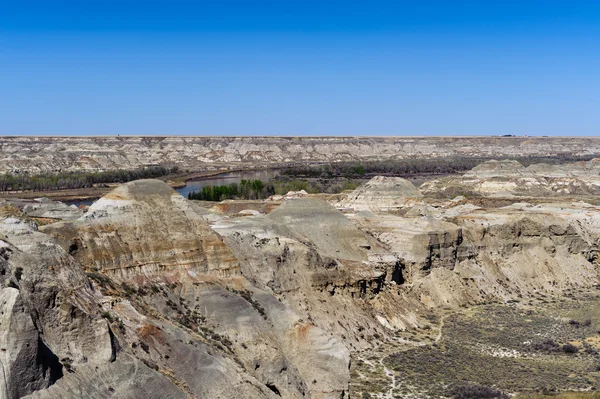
left=120, top=282, right=136, bottom=297
left=235, top=289, right=268, bottom=320
left=60, top=357, right=74, bottom=373
left=140, top=358, right=158, bottom=371
left=448, top=384, right=508, bottom=399
left=533, top=339, right=561, bottom=352
left=87, top=272, right=115, bottom=289
left=14, top=267, right=23, bottom=281
left=101, top=311, right=113, bottom=322
left=139, top=341, right=150, bottom=354
left=562, top=343, right=579, bottom=354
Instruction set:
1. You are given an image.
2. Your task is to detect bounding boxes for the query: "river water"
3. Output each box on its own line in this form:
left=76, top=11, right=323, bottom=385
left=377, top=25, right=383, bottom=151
left=64, top=169, right=280, bottom=207
left=175, top=169, right=280, bottom=198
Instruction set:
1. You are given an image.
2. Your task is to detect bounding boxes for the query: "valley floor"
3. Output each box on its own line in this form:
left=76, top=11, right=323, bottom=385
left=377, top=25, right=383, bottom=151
left=351, top=291, right=600, bottom=398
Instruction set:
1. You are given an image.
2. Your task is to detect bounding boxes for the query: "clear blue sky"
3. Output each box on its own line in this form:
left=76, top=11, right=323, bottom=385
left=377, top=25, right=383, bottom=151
left=1, top=1, right=599, bottom=136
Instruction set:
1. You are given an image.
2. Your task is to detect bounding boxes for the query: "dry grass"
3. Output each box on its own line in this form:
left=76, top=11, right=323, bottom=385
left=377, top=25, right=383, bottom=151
left=0, top=205, right=24, bottom=218
left=351, top=295, right=600, bottom=398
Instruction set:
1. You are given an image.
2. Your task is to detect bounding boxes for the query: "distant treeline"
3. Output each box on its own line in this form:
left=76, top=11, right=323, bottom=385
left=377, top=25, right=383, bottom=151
left=0, top=166, right=179, bottom=192
left=280, top=155, right=599, bottom=179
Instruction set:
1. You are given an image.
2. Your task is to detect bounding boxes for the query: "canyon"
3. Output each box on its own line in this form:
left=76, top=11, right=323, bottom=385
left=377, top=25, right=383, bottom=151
left=1, top=151, right=600, bottom=398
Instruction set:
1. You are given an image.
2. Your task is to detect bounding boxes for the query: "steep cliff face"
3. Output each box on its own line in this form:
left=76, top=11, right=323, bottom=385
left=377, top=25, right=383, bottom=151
left=329, top=175, right=600, bottom=326
left=215, top=198, right=418, bottom=346
left=411, top=210, right=599, bottom=308
left=0, top=216, right=114, bottom=368
left=1, top=136, right=600, bottom=173
left=0, top=208, right=111, bottom=399
left=0, top=287, right=60, bottom=399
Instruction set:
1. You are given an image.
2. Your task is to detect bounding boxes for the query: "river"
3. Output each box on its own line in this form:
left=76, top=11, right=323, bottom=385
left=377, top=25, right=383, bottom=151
left=175, top=169, right=280, bottom=198
left=64, top=169, right=280, bottom=207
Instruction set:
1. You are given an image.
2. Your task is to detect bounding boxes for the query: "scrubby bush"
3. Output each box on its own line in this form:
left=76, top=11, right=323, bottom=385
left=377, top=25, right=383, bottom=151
left=14, top=267, right=23, bottom=281
left=533, top=339, right=561, bottom=352
left=448, top=384, right=509, bottom=399
left=101, top=311, right=113, bottom=322
left=139, top=341, right=150, bottom=354
left=562, top=343, right=579, bottom=354
left=569, top=319, right=582, bottom=327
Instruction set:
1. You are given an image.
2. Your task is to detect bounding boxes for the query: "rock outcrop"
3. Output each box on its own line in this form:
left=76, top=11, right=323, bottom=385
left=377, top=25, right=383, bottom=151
left=421, top=158, right=600, bottom=197
left=39, top=180, right=351, bottom=399
left=1, top=136, right=600, bottom=173
left=336, top=176, right=423, bottom=211
left=2, top=198, right=83, bottom=221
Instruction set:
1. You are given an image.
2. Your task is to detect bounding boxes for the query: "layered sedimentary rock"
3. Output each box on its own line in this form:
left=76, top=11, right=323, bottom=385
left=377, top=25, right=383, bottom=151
left=1, top=136, right=600, bottom=173
left=39, top=180, right=351, bottom=399
left=335, top=176, right=423, bottom=211
left=343, top=174, right=600, bottom=311
left=214, top=198, right=415, bottom=343
left=421, top=158, right=600, bottom=197
left=2, top=167, right=600, bottom=398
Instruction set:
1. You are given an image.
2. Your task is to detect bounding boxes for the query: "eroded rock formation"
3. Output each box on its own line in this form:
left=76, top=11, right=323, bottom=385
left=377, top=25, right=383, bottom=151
left=1, top=136, right=600, bottom=173
left=421, top=158, right=600, bottom=197
left=0, top=159, right=599, bottom=397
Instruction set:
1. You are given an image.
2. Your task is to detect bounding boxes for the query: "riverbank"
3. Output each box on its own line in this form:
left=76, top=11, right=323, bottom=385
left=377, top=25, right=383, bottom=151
left=0, top=167, right=276, bottom=202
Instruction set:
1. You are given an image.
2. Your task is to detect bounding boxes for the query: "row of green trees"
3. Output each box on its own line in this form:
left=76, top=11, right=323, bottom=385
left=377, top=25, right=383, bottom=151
left=188, top=179, right=276, bottom=201
left=281, top=154, right=598, bottom=179
left=0, top=166, right=179, bottom=192
left=187, top=177, right=363, bottom=201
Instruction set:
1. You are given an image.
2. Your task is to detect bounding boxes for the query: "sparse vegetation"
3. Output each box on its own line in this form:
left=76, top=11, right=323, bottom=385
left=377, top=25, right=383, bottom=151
left=101, top=311, right=113, bottom=322
left=448, top=384, right=509, bottom=399
left=60, top=357, right=74, bottom=373
left=120, top=282, right=136, bottom=297
left=227, top=288, right=268, bottom=320
left=352, top=298, right=600, bottom=398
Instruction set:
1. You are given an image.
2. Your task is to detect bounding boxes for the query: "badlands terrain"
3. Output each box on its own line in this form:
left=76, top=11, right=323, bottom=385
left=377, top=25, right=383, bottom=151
left=2, top=136, right=600, bottom=173
left=2, top=155, right=600, bottom=398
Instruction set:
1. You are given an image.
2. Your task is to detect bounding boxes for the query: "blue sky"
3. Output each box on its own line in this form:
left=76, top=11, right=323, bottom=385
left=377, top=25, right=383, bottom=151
left=1, top=1, right=599, bottom=136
